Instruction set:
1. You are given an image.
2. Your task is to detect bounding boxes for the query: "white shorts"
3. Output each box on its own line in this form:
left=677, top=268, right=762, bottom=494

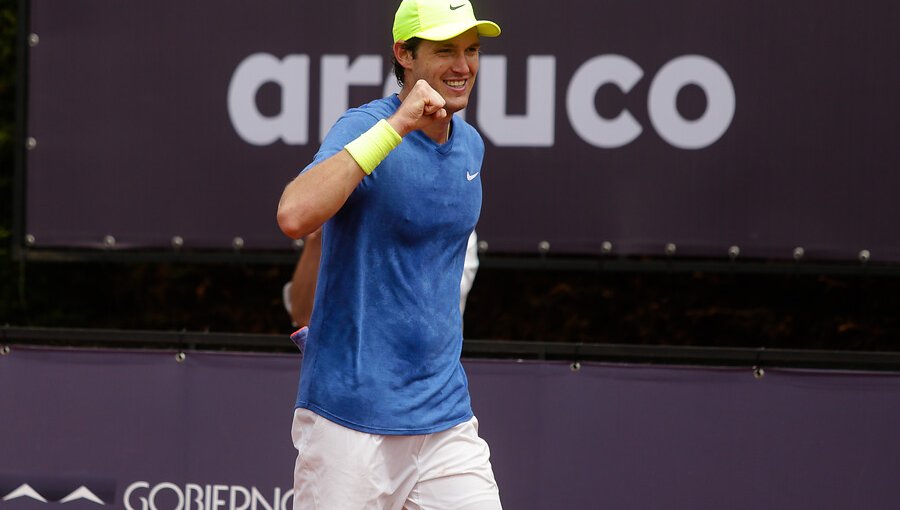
left=291, top=408, right=502, bottom=510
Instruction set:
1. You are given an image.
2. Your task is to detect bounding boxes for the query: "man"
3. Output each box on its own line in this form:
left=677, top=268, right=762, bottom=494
left=275, top=0, right=502, bottom=508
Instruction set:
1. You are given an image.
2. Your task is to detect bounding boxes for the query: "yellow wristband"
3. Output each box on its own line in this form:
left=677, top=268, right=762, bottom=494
left=344, top=119, right=402, bottom=175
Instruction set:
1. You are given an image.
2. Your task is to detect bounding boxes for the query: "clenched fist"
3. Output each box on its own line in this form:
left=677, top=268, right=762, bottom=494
left=387, top=80, right=448, bottom=136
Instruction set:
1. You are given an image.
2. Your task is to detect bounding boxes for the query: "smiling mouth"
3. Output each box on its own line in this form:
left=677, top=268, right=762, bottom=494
left=443, top=79, right=467, bottom=89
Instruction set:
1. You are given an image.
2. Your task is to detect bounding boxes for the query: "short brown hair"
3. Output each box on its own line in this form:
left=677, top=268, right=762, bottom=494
left=391, top=38, right=423, bottom=87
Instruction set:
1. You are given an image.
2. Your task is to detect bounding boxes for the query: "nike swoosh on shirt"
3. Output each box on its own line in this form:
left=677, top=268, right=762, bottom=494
left=466, top=171, right=479, bottom=181
left=450, top=3, right=466, bottom=10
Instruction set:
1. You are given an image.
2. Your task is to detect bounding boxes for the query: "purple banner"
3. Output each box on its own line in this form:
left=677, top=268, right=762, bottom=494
left=23, top=0, right=900, bottom=261
left=3, top=345, right=900, bottom=509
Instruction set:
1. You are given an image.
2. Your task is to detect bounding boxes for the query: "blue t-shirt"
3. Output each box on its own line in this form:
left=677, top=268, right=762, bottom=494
left=295, top=95, right=484, bottom=435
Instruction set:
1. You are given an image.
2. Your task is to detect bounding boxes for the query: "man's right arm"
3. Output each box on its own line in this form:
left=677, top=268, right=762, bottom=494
left=276, top=150, right=368, bottom=239
left=276, top=80, right=448, bottom=239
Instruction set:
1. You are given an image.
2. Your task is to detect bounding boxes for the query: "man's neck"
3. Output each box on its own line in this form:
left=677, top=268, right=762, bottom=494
left=420, top=117, right=453, bottom=144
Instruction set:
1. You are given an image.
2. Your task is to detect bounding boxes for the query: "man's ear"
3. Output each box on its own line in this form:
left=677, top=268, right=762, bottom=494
left=393, top=41, right=414, bottom=69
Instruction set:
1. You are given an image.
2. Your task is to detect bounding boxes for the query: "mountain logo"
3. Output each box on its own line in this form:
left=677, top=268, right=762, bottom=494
left=0, top=477, right=115, bottom=505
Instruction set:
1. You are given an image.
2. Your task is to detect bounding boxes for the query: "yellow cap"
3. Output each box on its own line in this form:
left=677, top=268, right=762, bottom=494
left=392, top=0, right=501, bottom=43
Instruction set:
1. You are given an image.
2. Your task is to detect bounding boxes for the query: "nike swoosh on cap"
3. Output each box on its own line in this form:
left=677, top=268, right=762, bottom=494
left=450, top=3, right=466, bottom=10
left=466, top=171, right=479, bottom=181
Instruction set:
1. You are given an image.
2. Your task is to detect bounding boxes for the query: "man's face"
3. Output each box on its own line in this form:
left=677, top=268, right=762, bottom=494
left=405, top=28, right=481, bottom=115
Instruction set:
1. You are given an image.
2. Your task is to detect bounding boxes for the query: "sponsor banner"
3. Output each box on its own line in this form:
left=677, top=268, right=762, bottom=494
left=23, top=0, right=900, bottom=260
left=3, top=345, right=900, bottom=509
left=1, top=347, right=299, bottom=510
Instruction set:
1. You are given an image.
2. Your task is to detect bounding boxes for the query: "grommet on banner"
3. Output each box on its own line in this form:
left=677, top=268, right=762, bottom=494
left=0, top=345, right=10, bottom=356
left=28, top=33, right=39, bottom=47
left=232, top=237, right=245, bottom=251
left=538, top=240, right=550, bottom=255
left=477, top=240, right=488, bottom=254
left=25, top=137, right=37, bottom=150
left=665, top=243, right=677, bottom=256
left=24, top=234, right=35, bottom=247
left=103, top=235, right=116, bottom=248
left=792, top=246, right=805, bottom=261
left=292, top=238, right=304, bottom=251
left=570, top=361, right=581, bottom=372
left=171, top=236, right=184, bottom=250
left=858, top=250, right=871, bottom=264
left=175, top=352, right=186, bottom=363
left=601, top=241, right=613, bottom=255
left=753, top=366, right=765, bottom=379
left=728, top=245, right=740, bottom=260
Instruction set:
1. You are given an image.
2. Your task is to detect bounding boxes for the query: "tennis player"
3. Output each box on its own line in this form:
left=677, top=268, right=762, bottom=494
left=276, top=0, right=502, bottom=507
